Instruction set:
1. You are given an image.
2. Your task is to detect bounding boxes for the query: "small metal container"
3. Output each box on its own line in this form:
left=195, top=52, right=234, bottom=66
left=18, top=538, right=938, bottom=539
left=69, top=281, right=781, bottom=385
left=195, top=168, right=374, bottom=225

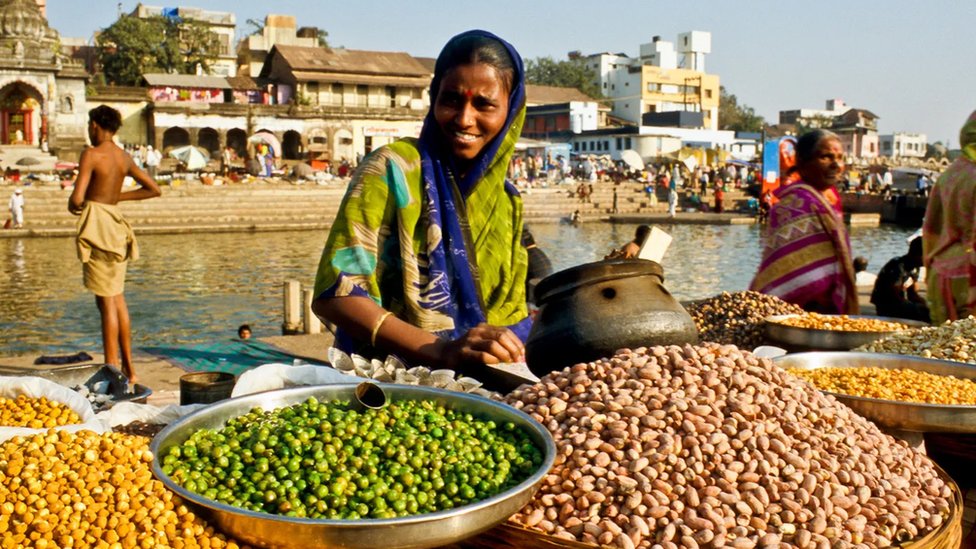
left=775, top=352, right=976, bottom=433
left=763, top=314, right=927, bottom=352
left=150, top=384, right=556, bottom=549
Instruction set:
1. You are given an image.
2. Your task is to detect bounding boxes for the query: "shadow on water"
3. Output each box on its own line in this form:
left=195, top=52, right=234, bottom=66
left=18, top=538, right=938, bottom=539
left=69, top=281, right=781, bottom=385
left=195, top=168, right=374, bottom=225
left=0, top=223, right=916, bottom=356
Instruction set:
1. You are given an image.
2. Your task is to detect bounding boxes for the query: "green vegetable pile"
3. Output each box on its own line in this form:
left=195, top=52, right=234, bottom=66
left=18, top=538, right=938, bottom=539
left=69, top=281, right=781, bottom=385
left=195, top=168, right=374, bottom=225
left=160, top=397, right=543, bottom=520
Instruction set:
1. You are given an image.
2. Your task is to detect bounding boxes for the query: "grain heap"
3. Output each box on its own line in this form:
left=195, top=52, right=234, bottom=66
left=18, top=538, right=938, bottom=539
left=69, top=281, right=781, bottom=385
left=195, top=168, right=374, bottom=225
left=506, top=343, right=953, bottom=549
left=856, top=316, right=976, bottom=363
left=787, top=367, right=976, bottom=405
left=773, top=314, right=908, bottom=332
left=0, top=395, right=81, bottom=428
left=0, top=430, right=248, bottom=548
left=685, top=292, right=804, bottom=349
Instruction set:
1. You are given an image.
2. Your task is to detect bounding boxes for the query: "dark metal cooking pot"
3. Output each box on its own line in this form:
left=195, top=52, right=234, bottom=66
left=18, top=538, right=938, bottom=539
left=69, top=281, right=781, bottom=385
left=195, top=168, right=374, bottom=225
left=525, top=259, right=698, bottom=376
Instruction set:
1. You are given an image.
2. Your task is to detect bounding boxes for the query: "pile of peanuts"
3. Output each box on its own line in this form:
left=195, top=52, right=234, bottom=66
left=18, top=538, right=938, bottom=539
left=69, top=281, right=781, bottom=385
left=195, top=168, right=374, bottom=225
left=787, top=366, right=976, bottom=405
left=506, top=344, right=953, bottom=549
left=686, top=292, right=804, bottom=349
left=773, top=313, right=909, bottom=333
left=857, top=317, right=976, bottom=364
left=0, top=429, right=249, bottom=549
left=0, top=395, right=81, bottom=428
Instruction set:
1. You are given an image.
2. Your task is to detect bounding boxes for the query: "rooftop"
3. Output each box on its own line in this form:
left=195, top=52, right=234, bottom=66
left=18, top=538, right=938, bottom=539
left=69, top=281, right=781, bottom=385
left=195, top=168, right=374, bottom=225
left=269, top=45, right=431, bottom=78
left=525, top=84, right=596, bottom=106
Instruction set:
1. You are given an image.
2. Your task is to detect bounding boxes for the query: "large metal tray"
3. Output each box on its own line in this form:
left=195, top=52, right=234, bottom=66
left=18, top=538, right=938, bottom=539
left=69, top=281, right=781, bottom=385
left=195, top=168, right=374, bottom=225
left=151, top=383, right=556, bottom=549
left=764, top=314, right=927, bottom=352
left=774, top=352, right=976, bottom=433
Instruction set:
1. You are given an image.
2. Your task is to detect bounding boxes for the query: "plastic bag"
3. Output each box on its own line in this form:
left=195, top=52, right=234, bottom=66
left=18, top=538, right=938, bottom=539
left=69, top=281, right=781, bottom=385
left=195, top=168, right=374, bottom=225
left=0, top=376, right=109, bottom=443
left=231, top=363, right=355, bottom=398
left=95, top=401, right=206, bottom=428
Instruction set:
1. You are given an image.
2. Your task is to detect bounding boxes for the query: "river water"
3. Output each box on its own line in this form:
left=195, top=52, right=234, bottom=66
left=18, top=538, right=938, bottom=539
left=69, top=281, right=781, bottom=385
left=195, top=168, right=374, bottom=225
left=0, top=223, right=915, bottom=356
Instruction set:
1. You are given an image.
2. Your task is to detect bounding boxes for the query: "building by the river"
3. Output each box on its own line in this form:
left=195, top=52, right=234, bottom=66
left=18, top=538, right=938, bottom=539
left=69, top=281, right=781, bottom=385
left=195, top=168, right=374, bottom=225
left=0, top=0, right=88, bottom=160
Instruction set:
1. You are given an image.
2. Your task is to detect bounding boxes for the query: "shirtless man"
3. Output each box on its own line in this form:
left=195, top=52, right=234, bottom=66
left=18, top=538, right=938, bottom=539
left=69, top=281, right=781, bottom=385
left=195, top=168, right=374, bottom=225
left=69, top=105, right=161, bottom=382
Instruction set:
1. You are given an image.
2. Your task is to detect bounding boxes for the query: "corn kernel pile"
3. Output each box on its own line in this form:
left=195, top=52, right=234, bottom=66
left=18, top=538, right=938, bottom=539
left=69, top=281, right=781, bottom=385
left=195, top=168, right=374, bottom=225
left=788, top=366, right=976, bottom=405
left=0, top=429, right=249, bottom=549
left=0, top=395, right=81, bottom=428
left=857, top=316, right=976, bottom=363
left=775, top=313, right=909, bottom=332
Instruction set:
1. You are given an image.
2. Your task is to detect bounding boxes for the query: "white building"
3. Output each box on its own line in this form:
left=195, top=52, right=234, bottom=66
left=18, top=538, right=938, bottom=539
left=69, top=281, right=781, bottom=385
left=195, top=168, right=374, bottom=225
left=778, top=98, right=847, bottom=128
left=584, top=31, right=720, bottom=131
left=132, top=4, right=237, bottom=77
left=880, top=132, right=927, bottom=159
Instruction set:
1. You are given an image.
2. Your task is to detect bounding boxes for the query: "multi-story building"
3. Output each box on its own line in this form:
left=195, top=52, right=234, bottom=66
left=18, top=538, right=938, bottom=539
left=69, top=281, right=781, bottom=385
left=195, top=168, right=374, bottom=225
left=779, top=99, right=847, bottom=129
left=522, top=84, right=606, bottom=140
left=880, top=132, right=927, bottom=159
left=131, top=4, right=237, bottom=77
left=237, top=14, right=318, bottom=78
left=584, top=32, right=720, bottom=130
left=832, top=108, right=880, bottom=159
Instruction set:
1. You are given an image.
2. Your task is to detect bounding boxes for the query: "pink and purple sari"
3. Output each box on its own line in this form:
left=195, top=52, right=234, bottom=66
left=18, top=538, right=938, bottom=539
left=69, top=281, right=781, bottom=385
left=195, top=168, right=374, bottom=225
left=750, top=181, right=859, bottom=314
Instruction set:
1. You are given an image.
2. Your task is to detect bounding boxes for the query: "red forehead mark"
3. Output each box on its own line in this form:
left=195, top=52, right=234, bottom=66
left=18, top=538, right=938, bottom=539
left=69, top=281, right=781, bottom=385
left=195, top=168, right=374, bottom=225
left=463, top=90, right=474, bottom=99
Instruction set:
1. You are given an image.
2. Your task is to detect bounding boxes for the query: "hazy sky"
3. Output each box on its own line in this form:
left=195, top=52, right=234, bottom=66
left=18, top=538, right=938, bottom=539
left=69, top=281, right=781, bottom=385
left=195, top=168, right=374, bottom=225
left=47, top=0, right=975, bottom=146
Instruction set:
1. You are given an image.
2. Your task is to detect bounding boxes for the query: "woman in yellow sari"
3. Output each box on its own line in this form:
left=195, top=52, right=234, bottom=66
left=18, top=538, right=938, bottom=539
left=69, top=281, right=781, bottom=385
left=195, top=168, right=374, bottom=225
left=312, top=31, right=530, bottom=370
left=922, top=110, right=976, bottom=323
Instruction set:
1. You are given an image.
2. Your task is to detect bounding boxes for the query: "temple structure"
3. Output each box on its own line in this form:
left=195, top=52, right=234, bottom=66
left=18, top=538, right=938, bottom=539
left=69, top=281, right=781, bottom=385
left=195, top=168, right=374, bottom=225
left=0, top=0, right=87, bottom=161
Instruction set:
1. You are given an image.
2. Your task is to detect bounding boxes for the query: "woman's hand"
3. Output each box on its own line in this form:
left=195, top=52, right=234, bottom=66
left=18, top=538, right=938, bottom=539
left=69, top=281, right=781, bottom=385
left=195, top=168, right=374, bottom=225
left=444, top=323, right=525, bottom=369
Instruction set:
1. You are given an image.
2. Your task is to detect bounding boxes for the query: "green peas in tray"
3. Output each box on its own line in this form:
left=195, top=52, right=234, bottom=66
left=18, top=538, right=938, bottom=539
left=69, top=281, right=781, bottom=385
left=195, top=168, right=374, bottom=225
left=161, top=396, right=544, bottom=520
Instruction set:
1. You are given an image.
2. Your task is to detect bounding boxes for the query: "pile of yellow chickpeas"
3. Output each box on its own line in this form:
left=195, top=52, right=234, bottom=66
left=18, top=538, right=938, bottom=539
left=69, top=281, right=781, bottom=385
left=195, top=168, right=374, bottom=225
left=0, top=395, right=82, bottom=428
left=787, top=366, right=976, bottom=405
left=775, top=313, right=909, bottom=332
left=0, top=429, right=249, bottom=548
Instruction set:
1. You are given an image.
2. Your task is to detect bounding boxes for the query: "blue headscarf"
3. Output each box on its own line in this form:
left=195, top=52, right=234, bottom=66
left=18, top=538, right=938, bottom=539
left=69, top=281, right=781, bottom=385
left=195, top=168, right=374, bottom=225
left=415, top=29, right=532, bottom=342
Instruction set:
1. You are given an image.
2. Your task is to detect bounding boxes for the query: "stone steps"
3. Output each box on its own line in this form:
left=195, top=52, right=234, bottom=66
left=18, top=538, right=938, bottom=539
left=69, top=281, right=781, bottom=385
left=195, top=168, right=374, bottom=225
left=1, top=180, right=666, bottom=235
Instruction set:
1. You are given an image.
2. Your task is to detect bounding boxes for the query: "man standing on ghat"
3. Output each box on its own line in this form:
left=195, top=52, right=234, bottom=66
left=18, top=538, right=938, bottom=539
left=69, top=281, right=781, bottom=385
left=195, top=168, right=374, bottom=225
left=69, top=105, right=161, bottom=382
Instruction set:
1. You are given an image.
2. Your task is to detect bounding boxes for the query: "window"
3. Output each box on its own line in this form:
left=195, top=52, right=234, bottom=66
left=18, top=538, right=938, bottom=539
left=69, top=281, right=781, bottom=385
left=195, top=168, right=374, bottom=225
left=705, top=89, right=713, bottom=99
left=603, top=82, right=607, bottom=89
left=573, top=142, right=579, bottom=151
left=581, top=142, right=587, bottom=151
left=611, top=84, right=615, bottom=91
left=647, top=83, right=660, bottom=92
left=625, top=137, right=632, bottom=149
left=615, top=138, right=622, bottom=149
left=603, top=140, right=609, bottom=150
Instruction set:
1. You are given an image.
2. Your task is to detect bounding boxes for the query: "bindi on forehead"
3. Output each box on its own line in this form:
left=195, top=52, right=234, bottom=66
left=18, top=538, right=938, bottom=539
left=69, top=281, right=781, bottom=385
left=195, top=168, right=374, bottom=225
left=463, top=90, right=474, bottom=99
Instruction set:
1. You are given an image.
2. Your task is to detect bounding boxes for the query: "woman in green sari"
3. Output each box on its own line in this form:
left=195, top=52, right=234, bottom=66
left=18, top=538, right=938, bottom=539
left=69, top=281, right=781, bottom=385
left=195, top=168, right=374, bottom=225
left=312, top=30, right=530, bottom=370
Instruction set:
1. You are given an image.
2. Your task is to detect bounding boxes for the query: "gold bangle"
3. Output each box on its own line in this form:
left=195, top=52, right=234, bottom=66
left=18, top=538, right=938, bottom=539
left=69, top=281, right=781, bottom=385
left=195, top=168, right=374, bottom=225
left=371, top=311, right=393, bottom=347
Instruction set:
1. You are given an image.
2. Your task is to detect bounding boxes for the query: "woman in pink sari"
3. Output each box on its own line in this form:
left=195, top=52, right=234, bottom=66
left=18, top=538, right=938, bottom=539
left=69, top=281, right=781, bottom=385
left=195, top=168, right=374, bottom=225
left=922, top=110, right=976, bottom=324
left=751, top=130, right=859, bottom=314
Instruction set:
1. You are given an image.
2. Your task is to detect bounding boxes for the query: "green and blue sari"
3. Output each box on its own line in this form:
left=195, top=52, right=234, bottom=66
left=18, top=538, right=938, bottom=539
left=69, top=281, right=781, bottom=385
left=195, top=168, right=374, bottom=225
left=314, top=30, right=530, bottom=354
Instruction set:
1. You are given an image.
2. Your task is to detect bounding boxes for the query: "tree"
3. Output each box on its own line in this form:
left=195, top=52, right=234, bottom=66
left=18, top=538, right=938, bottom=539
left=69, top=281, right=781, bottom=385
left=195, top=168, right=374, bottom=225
left=524, top=56, right=601, bottom=99
left=316, top=29, right=329, bottom=48
left=97, top=15, right=219, bottom=86
left=718, top=86, right=765, bottom=133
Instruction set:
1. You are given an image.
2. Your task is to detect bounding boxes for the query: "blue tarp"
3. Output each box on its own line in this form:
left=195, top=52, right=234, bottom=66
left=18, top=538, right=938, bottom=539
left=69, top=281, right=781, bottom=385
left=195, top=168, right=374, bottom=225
left=142, top=340, right=325, bottom=376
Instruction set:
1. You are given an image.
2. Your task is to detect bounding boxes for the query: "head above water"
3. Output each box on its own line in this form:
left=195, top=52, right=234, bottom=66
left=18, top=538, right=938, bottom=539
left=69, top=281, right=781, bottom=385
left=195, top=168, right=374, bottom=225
left=794, top=129, right=845, bottom=190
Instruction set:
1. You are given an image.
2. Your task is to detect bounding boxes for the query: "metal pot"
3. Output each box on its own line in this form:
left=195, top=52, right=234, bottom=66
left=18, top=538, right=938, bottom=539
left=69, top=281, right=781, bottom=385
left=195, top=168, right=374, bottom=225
left=525, top=259, right=698, bottom=376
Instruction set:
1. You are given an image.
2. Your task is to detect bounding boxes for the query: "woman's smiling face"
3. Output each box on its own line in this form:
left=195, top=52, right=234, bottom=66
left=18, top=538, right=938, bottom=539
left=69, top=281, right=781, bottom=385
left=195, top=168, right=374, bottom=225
left=434, top=63, right=510, bottom=167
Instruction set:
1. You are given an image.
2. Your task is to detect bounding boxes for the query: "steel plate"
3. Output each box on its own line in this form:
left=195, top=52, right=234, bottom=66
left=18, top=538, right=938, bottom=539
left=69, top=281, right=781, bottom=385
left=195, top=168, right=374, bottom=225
left=764, top=314, right=927, bottom=352
left=151, top=384, right=555, bottom=549
left=774, top=352, right=976, bottom=433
